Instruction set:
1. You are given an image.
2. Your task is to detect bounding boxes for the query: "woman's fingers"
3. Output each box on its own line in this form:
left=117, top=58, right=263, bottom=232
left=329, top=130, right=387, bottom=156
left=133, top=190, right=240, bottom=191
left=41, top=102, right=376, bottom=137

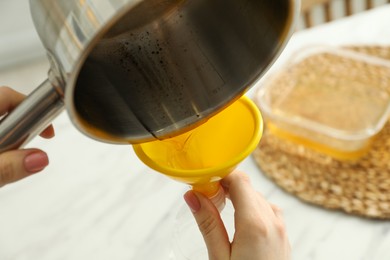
left=270, top=204, right=283, bottom=218
left=186, top=171, right=291, bottom=260
left=0, top=149, right=49, bottom=187
left=0, top=86, right=53, bottom=188
left=39, top=125, right=55, bottom=139
left=184, top=190, right=230, bottom=260
left=222, top=171, right=275, bottom=226
left=0, top=86, right=25, bottom=115
left=0, top=86, right=55, bottom=139
left=222, top=171, right=291, bottom=260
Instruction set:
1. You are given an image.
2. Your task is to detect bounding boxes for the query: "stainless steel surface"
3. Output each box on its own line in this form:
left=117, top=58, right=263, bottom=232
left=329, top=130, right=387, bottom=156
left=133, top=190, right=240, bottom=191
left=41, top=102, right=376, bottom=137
left=0, top=0, right=297, bottom=151
left=0, top=79, right=63, bottom=152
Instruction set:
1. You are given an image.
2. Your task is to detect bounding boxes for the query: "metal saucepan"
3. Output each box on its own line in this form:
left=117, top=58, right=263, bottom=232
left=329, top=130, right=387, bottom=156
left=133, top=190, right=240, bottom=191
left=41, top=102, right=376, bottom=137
left=0, top=0, right=298, bottom=152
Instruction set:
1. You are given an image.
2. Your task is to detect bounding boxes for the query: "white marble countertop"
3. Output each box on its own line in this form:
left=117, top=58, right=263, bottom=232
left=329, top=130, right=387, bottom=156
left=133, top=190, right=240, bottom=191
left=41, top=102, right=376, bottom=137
left=1, top=5, right=390, bottom=260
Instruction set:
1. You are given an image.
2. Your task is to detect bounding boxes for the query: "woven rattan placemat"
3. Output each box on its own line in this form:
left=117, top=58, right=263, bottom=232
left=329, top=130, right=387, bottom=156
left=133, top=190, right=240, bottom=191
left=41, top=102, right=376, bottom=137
left=253, top=46, right=390, bottom=219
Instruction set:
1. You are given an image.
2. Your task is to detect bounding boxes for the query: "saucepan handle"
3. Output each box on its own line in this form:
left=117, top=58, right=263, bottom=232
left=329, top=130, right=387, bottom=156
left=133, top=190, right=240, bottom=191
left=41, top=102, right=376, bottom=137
left=0, top=78, right=64, bottom=153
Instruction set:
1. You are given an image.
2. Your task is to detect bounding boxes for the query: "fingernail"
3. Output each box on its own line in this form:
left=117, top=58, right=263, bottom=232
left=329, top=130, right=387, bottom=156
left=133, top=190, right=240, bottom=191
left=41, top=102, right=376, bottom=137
left=24, top=152, right=49, bottom=173
left=184, top=191, right=201, bottom=213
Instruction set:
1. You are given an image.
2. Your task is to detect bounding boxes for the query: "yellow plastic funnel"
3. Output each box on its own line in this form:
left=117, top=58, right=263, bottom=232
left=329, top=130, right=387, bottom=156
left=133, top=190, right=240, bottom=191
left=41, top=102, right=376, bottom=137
left=133, top=95, right=263, bottom=197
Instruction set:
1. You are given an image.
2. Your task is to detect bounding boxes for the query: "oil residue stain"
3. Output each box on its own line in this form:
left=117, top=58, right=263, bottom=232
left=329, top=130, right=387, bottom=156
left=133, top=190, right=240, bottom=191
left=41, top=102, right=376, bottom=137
left=113, top=29, right=191, bottom=124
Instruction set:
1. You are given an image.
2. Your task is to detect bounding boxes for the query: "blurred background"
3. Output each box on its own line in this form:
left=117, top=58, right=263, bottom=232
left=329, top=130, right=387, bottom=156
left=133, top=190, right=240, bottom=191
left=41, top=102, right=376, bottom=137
left=0, top=1, right=45, bottom=69
left=0, top=1, right=48, bottom=94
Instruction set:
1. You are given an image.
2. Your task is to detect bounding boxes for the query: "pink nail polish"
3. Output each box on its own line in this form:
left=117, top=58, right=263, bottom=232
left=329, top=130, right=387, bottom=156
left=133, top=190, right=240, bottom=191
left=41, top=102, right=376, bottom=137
left=184, top=191, right=201, bottom=213
left=24, top=152, right=49, bottom=173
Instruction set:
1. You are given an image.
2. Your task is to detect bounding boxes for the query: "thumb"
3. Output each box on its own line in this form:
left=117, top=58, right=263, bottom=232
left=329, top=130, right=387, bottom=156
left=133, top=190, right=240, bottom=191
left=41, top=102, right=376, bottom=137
left=0, top=149, right=49, bottom=187
left=184, top=190, right=230, bottom=260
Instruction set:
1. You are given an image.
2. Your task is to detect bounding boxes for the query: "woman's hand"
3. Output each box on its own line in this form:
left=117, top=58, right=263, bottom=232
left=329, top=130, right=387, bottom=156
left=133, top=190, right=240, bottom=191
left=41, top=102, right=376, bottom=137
left=184, top=170, right=291, bottom=260
left=0, top=86, right=54, bottom=188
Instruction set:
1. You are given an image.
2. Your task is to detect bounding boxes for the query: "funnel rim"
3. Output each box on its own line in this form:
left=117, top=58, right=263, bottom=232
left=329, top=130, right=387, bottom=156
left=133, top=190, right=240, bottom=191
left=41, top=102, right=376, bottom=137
left=133, top=95, right=263, bottom=178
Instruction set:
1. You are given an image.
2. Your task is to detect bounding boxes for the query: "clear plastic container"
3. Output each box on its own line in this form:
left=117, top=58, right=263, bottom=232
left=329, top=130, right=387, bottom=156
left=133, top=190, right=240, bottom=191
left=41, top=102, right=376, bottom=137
left=256, top=46, right=390, bottom=160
